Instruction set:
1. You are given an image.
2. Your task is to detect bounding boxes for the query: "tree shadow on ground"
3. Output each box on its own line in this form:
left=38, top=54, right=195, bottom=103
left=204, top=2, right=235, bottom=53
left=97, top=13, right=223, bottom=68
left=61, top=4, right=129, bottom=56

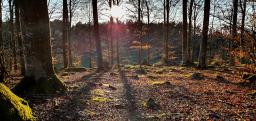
left=151, top=81, right=250, bottom=120
left=205, top=75, right=256, bottom=89
left=119, top=69, right=143, bottom=121
left=44, top=70, right=106, bottom=121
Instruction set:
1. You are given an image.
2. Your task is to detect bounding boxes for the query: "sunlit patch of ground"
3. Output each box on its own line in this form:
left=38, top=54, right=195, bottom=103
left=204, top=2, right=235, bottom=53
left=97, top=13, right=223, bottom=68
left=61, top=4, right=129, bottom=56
left=127, top=66, right=255, bottom=120
left=30, top=66, right=255, bottom=120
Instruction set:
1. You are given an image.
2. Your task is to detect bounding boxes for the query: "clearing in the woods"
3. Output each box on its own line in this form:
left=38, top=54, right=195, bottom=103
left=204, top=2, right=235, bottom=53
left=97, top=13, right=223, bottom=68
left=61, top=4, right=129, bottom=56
left=28, top=65, right=255, bottom=121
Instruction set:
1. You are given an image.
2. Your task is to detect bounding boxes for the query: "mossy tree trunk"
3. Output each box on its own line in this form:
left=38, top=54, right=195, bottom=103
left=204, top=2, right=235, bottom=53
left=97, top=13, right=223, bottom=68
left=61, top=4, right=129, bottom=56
left=0, top=83, right=35, bottom=121
left=14, top=0, right=66, bottom=94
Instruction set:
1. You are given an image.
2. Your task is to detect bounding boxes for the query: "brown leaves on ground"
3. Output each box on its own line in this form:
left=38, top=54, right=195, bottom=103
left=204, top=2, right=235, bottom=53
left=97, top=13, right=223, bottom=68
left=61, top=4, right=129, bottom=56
left=30, top=66, right=255, bottom=121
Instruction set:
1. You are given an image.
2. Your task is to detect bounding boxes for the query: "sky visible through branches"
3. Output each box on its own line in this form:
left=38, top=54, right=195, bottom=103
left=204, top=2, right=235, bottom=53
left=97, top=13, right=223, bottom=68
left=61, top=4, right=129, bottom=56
left=1, top=0, right=255, bottom=30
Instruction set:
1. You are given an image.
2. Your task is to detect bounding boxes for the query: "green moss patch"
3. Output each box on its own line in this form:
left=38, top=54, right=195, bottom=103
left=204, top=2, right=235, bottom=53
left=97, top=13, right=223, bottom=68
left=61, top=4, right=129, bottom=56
left=0, top=83, right=35, bottom=121
left=150, top=80, right=170, bottom=86
left=124, top=65, right=140, bottom=70
left=93, top=89, right=106, bottom=96
left=91, top=96, right=112, bottom=103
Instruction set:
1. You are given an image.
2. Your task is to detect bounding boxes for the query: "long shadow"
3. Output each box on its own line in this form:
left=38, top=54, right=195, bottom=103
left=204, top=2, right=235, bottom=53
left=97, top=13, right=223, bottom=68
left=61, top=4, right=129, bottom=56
left=206, top=76, right=256, bottom=89
left=45, top=70, right=106, bottom=121
left=154, top=82, right=239, bottom=110
left=119, top=69, right=143, bottom=121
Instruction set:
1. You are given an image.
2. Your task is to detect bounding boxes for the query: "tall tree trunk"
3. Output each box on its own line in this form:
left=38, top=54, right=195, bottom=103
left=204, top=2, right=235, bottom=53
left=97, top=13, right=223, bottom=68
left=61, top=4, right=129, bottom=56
left=198, top=0, right=210, bottom=68
left=62, top=0, right=69, bottom=68
left=188, top=0, right=194, bottom=63
left=192, top=0, right=197, bottom=62
left=116, top=1, right=120, bottom=67
left=138, top=0, right=141, bottom=23
left=89, top=25, right=92, bottom=68
left=88, top=2, right=92, bottom=68
left=240, top=0, right=246, bottom=48
left=92, top=0, right=103, bottom=69
left=116, top=23, right=120, bottom=67
left=209, top=0, right=216, bottom=58
left=164, top=0, right=166, bottom=24
left=14, top=0, right=25, bottom=75
left=109, top=0, right=114, bottom=66
left=9, top=0, right=17, bottom=71
left=165, top=0, right=170, bottom=62
left=0, top=0, right=2, bottom=48
left=68, top=0, right=72, bottom=66
left=193, top=0, right=197, bottom=36
left=145, top=0, right=149, bottom=25
left=182, top=0, right=188, bottom=65
left=110, top=20, right=114, bottom=65
left=138, top=0, right=142, bottom=68
left=163, top=0, right=166, bottom=63
left=230, top=0, right=238, bottom=65
left=14, top=0, right=66, bottom=94
left=145, top=0, right=150, bottom=64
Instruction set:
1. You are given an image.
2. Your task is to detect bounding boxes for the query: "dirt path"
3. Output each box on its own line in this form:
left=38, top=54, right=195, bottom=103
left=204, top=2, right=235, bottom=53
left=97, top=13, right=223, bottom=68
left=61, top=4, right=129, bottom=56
left=31, top=66, right=255, bottom=121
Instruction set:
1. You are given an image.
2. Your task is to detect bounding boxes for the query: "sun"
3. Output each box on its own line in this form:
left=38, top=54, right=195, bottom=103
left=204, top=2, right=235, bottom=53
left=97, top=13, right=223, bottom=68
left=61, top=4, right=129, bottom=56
left=110, top=5, right=125, bottom=19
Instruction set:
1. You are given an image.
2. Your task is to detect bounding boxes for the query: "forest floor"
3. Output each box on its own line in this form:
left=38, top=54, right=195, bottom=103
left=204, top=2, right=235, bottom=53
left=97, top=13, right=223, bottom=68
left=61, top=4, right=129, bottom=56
left=28, top=65, right=255, bottom=121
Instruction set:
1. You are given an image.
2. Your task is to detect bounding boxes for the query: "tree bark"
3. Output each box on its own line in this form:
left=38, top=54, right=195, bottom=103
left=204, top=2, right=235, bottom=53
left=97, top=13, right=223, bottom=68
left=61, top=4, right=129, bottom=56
left=138, top=0, right=142, bottom=68
left=188, top=0, right=194, bottom=63
left=163, top=0, right=166, bottom=63
left=193, top=0, right=197, bottom=36
left=14, top=0, right=66, bottom=94
left=116, top=23, right=120, bottom=66
left=198, top=0, right=210, bottom=68
left=182, top=0, right=188, bottom=65
left=9, top=0, right=17, bottom=71
left=138, top=0, right=141, bottom=23
left=62, top=0, right=69, bottom=68
left=92, top=0, right=103, bottom=69
left=165, top=0, right=170, bottom=62
left=68, top=0, right=72, bottom=66
left=240, top=0, right=246, bottom=47
left=109, top=0, right=114, bottom=66
left=164, top=0, right=166, bottom=24
left=230, top=0, right=238, bottom=65
left=88, top=2, right=92, bottom=68
left=14, top=0, right=25, bottom=75
left=145, top=0, right=150, bottom=64
left=0, top=0, right=2, bottom=48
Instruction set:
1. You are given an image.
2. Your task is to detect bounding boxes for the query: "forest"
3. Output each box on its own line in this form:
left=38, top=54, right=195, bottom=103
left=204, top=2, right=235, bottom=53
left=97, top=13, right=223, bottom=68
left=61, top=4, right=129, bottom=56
left=0, top=0, right=255, bottom=120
